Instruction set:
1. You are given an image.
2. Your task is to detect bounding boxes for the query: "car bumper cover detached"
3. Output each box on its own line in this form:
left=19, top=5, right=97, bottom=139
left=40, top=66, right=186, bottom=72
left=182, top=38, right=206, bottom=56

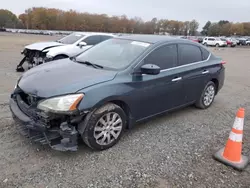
left=9, top=97, right=79, bottom=151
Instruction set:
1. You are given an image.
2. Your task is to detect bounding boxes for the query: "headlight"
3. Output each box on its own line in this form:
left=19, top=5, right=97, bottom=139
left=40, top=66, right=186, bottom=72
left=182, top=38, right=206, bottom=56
left=37, top=94, right=84, bottom=113
left=46, top=54, right=54, bottom=59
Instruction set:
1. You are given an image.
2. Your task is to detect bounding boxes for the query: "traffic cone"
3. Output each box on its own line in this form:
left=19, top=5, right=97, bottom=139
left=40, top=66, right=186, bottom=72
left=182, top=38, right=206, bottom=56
left=213, top=108, right=249, bottom=171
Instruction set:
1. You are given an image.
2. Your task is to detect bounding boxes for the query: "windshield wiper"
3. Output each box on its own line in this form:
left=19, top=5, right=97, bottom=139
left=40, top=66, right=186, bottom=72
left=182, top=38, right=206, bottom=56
left=71, top=57, right=103, bottom=69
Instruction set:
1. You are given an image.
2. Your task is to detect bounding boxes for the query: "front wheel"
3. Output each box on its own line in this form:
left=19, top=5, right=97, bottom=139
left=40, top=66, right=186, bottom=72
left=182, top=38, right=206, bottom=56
left=80, top=103, right=126, bottom=150
left=195, top=81, right=216, bottom=109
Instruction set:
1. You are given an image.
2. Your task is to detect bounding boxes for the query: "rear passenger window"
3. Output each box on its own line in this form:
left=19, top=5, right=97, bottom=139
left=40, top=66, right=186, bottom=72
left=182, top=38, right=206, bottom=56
left=200, top=47, right=210, bottom=60
left=144, top=44, right=177, bottom=69
left=178, top=44, right=202, bottom=66
left=208, top=38, right=215, bottom=41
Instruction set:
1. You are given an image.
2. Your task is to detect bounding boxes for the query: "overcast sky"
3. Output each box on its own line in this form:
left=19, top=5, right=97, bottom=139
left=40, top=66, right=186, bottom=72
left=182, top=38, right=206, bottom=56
left=2, top=0, right=250, bottom=30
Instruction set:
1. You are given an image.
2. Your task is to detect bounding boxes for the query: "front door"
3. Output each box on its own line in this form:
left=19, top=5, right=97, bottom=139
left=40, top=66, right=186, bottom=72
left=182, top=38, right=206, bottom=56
left=127, top=44, right=185, bottom=120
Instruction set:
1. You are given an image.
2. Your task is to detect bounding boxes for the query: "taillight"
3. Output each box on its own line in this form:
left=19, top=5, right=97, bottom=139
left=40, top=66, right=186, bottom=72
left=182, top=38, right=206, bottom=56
left=221, top=60, right=226, bottom=65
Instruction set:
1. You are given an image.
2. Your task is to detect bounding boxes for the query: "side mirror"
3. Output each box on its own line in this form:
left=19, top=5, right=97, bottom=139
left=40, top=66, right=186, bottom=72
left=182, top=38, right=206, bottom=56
left=78, top=41, right=87, bottom=48
left=141, top=64, right=160, bottom=75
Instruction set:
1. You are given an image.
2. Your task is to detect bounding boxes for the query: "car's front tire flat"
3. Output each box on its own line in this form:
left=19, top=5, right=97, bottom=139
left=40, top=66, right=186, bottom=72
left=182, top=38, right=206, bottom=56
left=80, top=103, right=126, bottom=150
left=195, top=81, right=216, bottom=109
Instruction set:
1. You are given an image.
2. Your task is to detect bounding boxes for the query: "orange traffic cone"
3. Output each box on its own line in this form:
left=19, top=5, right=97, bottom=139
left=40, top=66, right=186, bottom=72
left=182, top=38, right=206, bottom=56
left=213, top=108, right=249, bottom=170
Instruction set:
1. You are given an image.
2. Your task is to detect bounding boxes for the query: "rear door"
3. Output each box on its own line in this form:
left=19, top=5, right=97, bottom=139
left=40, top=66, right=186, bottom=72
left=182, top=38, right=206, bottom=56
left=177, top=44, right=212, bottom=104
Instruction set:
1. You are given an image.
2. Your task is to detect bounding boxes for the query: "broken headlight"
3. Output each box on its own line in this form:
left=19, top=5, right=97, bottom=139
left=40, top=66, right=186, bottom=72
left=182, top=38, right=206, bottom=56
left=37, top=94, right=84, bottom=113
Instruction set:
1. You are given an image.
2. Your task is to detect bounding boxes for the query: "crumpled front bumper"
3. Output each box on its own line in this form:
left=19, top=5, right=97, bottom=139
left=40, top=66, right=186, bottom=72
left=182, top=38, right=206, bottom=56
left=9, top=98, right=79, bottom=151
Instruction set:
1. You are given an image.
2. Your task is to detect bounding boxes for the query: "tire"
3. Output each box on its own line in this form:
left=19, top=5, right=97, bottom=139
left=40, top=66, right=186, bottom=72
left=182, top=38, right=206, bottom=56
left=53, top=55, right=68, bottom=61
left=80, top=103, right=126, bottom=150
left=195, top=81, right=216, bottom=109
left=215, top=43, right=219, bottom=47
left=204, top=43, right=207, bottom=46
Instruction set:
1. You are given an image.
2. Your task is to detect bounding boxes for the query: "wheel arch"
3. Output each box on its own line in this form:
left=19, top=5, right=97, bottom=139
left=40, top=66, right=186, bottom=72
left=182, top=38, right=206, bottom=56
left=89, top=98, right=133, bottom=129
left=54, top=54, right=69, bottom=59
left=109, top=100, right=132, bottom=129
left=210, top=78, right=219, bottom=94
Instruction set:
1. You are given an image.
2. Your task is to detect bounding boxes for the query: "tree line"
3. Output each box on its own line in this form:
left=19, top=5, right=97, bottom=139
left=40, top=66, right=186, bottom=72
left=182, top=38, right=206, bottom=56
left=1, top=7, right=199, bottom=35
left=201, top=20, right=250, bottom=36
left=1, top=8, right=250, bottom=36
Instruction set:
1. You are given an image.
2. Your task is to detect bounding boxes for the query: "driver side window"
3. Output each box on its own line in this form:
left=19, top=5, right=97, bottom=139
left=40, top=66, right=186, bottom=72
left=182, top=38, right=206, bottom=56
left=82, top=36, right=101, bottom=45
left=144, top=44, right=177, bottom=70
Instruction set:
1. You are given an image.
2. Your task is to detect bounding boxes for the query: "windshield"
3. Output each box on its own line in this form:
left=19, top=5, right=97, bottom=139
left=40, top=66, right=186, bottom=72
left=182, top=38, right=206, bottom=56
left=220, top=38, right=226, bottom=41
left=75, top=38, right=151, bottom=70
left=58, top=33, right=85, bottom=44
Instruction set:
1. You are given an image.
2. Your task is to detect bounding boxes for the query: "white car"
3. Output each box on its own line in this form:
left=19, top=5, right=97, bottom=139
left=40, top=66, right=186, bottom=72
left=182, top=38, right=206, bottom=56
left=246, top=38, right=250, bottom=45
left=44, top=32, right=115, bottom=62
left=202, top=37, right=227, bottom=47
left=16, top=32, right=115, bottom=72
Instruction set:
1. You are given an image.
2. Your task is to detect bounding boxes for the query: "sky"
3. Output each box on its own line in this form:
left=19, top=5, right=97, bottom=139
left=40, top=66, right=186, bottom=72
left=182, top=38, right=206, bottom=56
left=1, top=0, right=250, bottom=30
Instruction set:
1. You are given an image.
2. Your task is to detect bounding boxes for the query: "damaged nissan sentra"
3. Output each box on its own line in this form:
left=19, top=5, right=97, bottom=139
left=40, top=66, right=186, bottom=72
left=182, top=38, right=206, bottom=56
left=9, top=35, right=225, bottom=151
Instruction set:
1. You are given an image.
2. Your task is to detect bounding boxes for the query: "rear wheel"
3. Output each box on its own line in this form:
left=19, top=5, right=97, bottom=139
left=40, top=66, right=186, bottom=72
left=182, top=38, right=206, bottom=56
left=215, top=43, right=219, bottom=47
left=195, top=81, right=216, bottom=109
left=80, top=103, right=126, bottom=150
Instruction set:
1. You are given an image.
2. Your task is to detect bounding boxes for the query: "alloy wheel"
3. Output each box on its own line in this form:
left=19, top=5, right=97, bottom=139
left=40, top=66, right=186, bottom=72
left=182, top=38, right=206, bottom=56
left=203, top=85, right=215, bottom=106
left=94, top=112, right=123, bottom=146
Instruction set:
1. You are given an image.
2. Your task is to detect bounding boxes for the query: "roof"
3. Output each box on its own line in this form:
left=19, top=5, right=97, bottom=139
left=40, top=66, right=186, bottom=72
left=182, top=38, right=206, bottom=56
left=73, top=32, right=115, bottom=36
left=116, top=34, right=180, bottom=44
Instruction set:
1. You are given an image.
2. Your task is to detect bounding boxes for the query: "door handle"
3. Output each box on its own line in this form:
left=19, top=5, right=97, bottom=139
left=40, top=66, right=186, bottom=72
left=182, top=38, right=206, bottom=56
left=172, top=77, right=182, bottom=82
left=202, top=70, right=209, bottom=74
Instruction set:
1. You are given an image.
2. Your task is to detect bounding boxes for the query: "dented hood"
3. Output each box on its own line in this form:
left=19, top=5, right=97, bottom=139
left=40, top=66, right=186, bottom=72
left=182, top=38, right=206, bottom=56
left=25, top=41, right=64, bottom=51
left=18, top=59, right=117, bottom=98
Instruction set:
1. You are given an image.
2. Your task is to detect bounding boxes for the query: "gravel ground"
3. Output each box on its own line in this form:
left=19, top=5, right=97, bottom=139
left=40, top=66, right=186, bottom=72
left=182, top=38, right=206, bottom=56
left=0, top=32, right=250, bottom=188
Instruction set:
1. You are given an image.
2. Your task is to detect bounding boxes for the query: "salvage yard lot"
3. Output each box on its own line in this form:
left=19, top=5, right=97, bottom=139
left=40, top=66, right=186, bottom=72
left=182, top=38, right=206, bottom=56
left=0, top=32, right=250, bottom=188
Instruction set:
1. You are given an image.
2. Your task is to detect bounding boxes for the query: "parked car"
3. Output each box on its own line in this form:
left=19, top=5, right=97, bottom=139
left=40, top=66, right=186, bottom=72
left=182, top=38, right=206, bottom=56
left=188, top=36, right=199, bottom=43
left=246, top=38, right=250, bottom=45
left=197, top=37, right=204, bottom=43
left=16, top=32, right=115, bottom=72
left=10, top=35, right=225, bottom=151
left=236, top=38, right=247, bottom=46
left=221, top=38, right=237, bottom=47
left=44, top=33, right=115, bottom=63
left=0, top=27, right=6, bottom=32
left=202, top=37, right=227, bottom=47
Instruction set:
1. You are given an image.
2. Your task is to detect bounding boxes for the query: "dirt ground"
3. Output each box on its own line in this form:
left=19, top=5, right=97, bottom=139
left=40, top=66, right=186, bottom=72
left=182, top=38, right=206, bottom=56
left=0, top=32, right=250, bottom=188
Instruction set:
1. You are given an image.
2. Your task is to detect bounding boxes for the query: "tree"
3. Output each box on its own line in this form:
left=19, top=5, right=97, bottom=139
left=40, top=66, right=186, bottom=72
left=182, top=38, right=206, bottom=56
left=220, top=23, right=232, bottom=36
left=230, top=23, right=244, bottom=36
left=243, top=22, right=250, bottom=36
left=207, top=23, right=220, bottom=36
left=218, top=20, right=230, bottom=26
left=189, top=19, right=199, bottom=36
left=0, top=9, right=19, bottom=28
left=201, top=21, right=211, bottom=36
